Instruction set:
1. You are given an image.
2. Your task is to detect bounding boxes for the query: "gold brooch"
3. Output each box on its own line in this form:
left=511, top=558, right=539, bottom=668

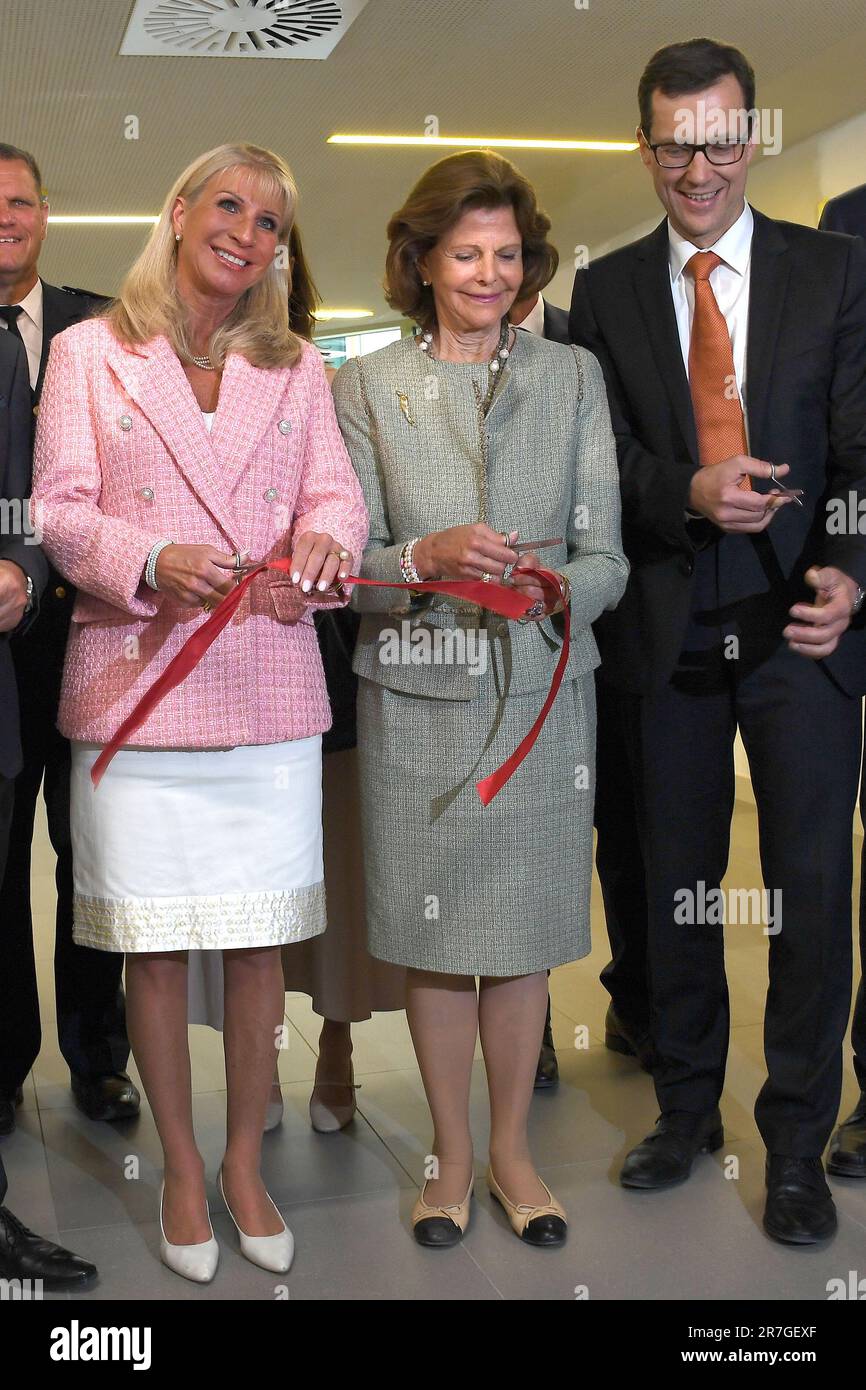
left=395, top=389, right=415, bottom=425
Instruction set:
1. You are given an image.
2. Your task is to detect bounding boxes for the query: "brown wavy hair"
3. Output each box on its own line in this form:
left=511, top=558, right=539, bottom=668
left=384, top=150, right=558, bottom=331
left=287, top=222, right=321, bottom=340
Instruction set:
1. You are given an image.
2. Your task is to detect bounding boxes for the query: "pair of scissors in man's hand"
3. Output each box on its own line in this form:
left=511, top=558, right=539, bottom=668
left=766, top=463, right=804, bottom=507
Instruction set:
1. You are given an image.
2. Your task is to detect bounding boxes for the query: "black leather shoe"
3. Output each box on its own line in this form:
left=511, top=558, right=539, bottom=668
left=71, top=1072, right=140, bottom=1122
left=621, top=1108, right=724, bottom=1190
left=0, top=1206, right=97, bottom=1290
left=604, top=1004, right=658, bottom=1074
left=534, top=998, right=559, bottom=1090
left=764, top=1156, right=837, bottom=1245
left=0, top=1087, right=24, bottom=1137
left=827, top=1091, right=866, bottom=1178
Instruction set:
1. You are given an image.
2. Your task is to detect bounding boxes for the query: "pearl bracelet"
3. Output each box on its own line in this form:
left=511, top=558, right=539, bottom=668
left=144, top=539, right=173, bottom=592
left=399, top=537, right=422, bottom=585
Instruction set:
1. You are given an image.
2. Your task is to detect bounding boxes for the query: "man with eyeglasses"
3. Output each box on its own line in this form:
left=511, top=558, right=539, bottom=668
left=571, top=37, right=866, bottom=1245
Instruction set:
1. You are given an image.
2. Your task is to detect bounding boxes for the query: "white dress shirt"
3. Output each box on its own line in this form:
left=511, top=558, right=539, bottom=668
left=512, top=292, right=547, bottom=338
left=0, top=277, right=43, bottom=390
left=668, top=202, right=753, bottom=436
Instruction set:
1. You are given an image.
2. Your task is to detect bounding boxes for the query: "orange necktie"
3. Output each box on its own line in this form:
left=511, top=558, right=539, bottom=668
left=685, top=250, right=750, bottom=489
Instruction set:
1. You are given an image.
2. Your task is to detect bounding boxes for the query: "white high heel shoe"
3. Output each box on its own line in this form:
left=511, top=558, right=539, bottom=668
left=158, top=1183, right=219, bottom=1284
left=218, top=1168, right=294, bottom=1274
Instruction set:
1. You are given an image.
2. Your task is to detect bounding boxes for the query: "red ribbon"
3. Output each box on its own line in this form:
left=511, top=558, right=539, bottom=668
left=91, top=556, right=570, bottom=803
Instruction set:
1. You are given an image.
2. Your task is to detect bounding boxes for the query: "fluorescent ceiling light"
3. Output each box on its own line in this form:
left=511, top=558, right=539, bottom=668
left=314, top=309, right=374, bottom=321
left=328, top=134, right=638, bottom=152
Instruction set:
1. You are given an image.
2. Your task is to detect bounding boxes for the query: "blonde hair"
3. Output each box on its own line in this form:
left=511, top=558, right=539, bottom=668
left=105, top=143, right=302, bottom=369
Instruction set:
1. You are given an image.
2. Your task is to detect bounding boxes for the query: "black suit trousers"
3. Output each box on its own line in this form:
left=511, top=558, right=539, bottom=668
left=854, top=752, right=866, bottom=1093
left=0, top=773, right=14, bottom=1204
left=0, top=621, right=128, bottom=1094
left=609, top=627, right=860, bottom=1155
left=594, top=672, right=650, bottom=1030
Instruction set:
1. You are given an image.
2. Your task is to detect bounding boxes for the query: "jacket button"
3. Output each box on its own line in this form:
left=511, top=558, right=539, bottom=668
left=278, top=419, right=291, bottom=435
left=54, top=585, right=66, bottom=599
left=679, top=557, right=694, bottom=576
left=141, top=487, right=155, bottom=501
left=119, top=414, right=133, bottom=431
left=497, top=622, right=509, bottom=638
left=263, top=487, right=279, bottom=502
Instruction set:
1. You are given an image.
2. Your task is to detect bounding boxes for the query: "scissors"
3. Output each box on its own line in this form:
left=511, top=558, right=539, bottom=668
left=767, top=464, right=804, bottom=507
left=510, top=537, right=564, bottom=553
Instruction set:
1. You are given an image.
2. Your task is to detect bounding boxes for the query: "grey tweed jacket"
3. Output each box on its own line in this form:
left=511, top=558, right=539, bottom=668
left=332, top=331, right=628, bottom=700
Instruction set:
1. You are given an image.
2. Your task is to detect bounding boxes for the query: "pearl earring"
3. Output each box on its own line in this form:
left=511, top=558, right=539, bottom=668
left=422, top=279, right=430, bottom=286
left=175, top=233, right=181, bottom=242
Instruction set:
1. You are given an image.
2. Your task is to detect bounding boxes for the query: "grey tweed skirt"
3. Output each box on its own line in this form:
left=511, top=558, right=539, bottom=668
left=356, top=672, right=596, bottom=976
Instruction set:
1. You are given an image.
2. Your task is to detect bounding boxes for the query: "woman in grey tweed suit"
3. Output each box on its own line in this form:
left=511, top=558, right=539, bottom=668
left=333, top=151, right=627, bottom=1248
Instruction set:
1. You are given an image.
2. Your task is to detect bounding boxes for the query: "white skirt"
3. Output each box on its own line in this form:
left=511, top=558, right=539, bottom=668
left=70, top=739, right=325, bottom=953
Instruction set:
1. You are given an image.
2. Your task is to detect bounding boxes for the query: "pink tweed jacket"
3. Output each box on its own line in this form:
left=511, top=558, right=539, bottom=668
left=31, top=317, right=368, bottom=749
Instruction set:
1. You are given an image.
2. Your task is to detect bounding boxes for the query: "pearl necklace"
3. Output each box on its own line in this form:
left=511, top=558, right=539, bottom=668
left=418, top=318, right=511, bottom=371
left=418, top=317, right=511, bottom=417
left=190, top=354, right=216, bottom=371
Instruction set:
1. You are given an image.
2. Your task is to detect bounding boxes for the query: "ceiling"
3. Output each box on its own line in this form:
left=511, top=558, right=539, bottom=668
left=3, top=0, right=866, bottom=329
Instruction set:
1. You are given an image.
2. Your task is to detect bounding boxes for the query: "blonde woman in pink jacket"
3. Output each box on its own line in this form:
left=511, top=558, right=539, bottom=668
left=30, top=144, right=368, bottom=1285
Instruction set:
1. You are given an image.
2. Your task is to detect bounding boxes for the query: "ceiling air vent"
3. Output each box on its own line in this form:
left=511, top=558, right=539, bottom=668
left=120, top=0, right=368, bottom=59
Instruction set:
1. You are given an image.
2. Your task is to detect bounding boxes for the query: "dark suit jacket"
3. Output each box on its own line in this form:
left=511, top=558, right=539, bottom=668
left=17, top=281, right=107, bottom=677
left=569, top=206, right=866, bottom=695
left=820, top=184, right=866, bottom=238
left=542, top=298, right=571, bottom=344
left=0, top=332, right=48, bottom=777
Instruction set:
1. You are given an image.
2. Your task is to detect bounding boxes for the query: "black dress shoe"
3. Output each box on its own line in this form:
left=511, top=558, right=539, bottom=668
left=604, top=1004, right=658, bottom=1074
left=0, top=1206, right=97, bottom=1290
left=827, top=1091, right=866, bottom=1178
left=0, top=1087, right=24, bottom=1138
left=621, top=1108, right=724, bottom=1190
left=764, top=1156, right=837, bottom=1245
left=534, top=998, right=559, bottom=1090
left=71, top=1072, right=140, bottom=1122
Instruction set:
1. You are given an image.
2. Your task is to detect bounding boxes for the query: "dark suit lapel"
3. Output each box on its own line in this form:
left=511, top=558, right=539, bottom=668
left=744, top=209, right=790, bottom=458
left=36, top=282, right=87, bottom=402
left=633, top=221, right=698, bottom=464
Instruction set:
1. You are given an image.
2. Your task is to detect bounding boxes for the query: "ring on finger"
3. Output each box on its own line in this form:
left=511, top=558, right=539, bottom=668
left=201, top=598, right=213, bottom=613
left=481, top=571, right=492, bottom=583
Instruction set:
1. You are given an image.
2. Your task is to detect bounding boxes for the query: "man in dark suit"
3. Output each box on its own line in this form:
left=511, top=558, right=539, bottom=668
left=0, top=328, right=96, bottom=1288
left=0, top=143, right=138, bottom=1132
left=818, top=183, right=866, bottom=1179
left=570, top=39, right=866, bottom=1244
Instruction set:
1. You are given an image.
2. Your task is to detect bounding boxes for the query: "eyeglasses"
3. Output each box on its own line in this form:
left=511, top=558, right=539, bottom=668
left=641, top=132, right=750, bottom=169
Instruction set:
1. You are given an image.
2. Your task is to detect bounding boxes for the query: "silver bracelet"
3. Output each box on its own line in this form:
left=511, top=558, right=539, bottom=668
left=144, top=539, right=173, bottom=591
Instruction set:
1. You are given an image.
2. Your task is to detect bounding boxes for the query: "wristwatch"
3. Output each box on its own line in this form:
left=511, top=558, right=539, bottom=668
left=852, top=585, right=866, bottom=616
left=23, top=575, right=33, bottom=615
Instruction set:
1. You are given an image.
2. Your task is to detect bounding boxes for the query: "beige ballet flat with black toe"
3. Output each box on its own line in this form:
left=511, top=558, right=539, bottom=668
left=411, top=1177, right=474, bottom=1247
left=487, top=1168, right=567, bottom=1247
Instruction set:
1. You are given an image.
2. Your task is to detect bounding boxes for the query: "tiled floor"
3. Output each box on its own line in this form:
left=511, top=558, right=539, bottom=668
left=4, top=796, right=866, bottom=1301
